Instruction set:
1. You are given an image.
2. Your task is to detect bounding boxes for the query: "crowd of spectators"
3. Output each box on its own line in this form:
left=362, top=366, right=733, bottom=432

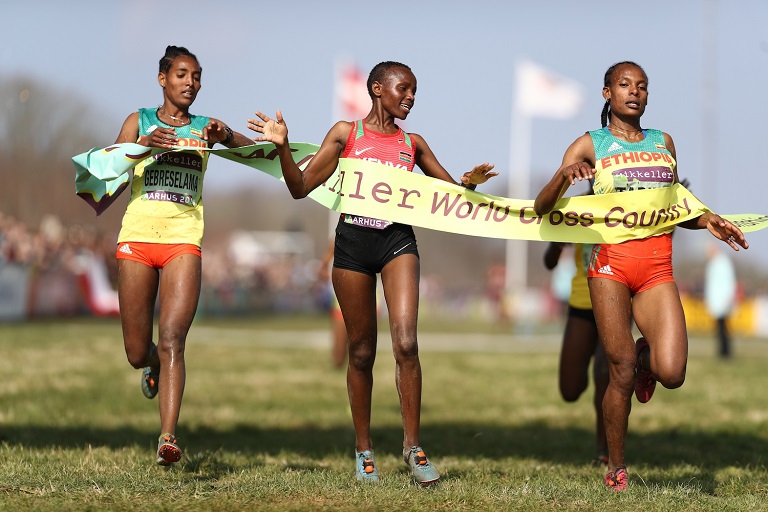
left=0, top=211, right=328, bottom=319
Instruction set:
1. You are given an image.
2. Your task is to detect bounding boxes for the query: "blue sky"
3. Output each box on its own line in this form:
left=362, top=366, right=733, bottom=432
left=3, top=0, right=767, bottom=263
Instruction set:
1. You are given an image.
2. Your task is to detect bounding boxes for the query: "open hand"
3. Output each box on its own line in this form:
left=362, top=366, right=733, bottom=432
left=141, top=125, right=177, bottom=148
left=703, top=213, right=749, bottom=251
left=561, top=162, right=595, bottom=185
left=203, top=119, right=231, bottom=145
left=461, top=163, right=498, bottom=186
left=248, top=110, right=288, bottom=146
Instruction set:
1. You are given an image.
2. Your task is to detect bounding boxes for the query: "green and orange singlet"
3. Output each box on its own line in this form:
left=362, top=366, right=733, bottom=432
left=118, top=108, right=211, bottom=246
left=589, top=127, right=677, bottom=235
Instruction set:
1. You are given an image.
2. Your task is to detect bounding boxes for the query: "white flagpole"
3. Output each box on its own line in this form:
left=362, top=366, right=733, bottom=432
left=328, top=58, right=345, bottom=238
left=505, top=82, right=532, bottom=295
left=702, top=0, right=718, bottom=212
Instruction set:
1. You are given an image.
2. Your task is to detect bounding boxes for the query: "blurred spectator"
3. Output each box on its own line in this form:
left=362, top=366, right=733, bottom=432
left=704, top=243, right=737, bottom=358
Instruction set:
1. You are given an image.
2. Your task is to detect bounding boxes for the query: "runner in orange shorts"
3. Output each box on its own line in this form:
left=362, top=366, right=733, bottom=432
left=110, top=45, right=251, bottom=466
left=534, top=61, right=747, bottom=491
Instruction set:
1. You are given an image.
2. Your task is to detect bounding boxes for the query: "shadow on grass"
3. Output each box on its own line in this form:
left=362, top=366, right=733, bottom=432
left=2, top=421, right=765, bottom=471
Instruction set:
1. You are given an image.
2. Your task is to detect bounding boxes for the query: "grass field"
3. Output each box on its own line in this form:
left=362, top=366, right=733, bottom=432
left=0, top=316, right=767, bottom=511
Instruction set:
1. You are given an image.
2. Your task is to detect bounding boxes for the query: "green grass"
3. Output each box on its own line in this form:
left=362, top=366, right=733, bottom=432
left=0, top=317, right=767, bottom=511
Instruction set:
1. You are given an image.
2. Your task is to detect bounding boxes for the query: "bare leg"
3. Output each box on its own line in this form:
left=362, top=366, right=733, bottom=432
left=559, top=312, right=598, bottom=402
left=331, top=313, right=348, bottom=369
left=592, top=342, right=609, bottom=458
left=333, top=267, right=377, bottom=452
left=558, top=310, right=606, bottom=458
left=380, top=254, right=421, bottom=449
left=631, top=282, right=688, bottom=390
left=588, top=277, right=634, bottom=472
left=118, top=259, right=159, bottom=370
left=155, top=254, right=201, bottom=436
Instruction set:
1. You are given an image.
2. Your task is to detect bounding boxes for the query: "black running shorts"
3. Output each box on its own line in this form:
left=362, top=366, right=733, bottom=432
left=333, top=218, right=419, bottom=276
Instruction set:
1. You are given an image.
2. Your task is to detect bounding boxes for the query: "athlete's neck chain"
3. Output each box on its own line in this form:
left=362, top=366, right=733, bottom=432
left=608, top=123, right=643, bottom=139
left=157, top=107, right=190, bottom=126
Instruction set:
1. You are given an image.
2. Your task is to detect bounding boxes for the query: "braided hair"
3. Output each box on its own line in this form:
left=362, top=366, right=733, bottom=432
left=600, top=61, right=646, bottom=127
left=159, top=45, right=200, bottom=74
left=367, top=61, right=412, bottom=100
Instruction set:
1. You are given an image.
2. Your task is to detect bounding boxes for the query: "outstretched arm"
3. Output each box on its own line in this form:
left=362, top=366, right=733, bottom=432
left=411, top=133, right=498, bottom=189
left=664, top=132, right=748, bottom=250
left=681, top=213, right=748, bottom=251
left=248, top=111, right=350, bottom=199
left=534, top=134, right=595, bottom=215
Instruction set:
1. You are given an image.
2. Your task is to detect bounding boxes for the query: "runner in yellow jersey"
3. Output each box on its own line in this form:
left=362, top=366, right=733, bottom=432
left=112, top=45, right=251, bottom=466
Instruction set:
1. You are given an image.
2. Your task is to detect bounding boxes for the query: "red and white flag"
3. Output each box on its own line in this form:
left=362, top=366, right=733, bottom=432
left=333, top=61, right=370, bottom=121
left=514, top=61, right=584, bottom=119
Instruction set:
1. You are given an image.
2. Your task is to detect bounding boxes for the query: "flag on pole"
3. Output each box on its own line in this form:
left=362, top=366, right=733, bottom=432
left=506, top=61, right=584, bottom=295
left=333, top=60, right=370, bottom=121
left=514, top=60, right=584, bottom=119
left=330, top=59, right=371, bottom=233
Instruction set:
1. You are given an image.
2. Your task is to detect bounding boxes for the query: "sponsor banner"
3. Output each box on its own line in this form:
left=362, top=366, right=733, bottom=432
left=73, top=143, right=768, bottom=242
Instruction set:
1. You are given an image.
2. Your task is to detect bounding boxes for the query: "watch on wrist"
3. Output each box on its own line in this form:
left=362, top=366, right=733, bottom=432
left=221, top=126, right=234, bottom=145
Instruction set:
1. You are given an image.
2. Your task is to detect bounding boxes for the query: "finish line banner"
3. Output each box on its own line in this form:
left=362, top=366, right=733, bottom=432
left=73, top=143, right=768, bottom=243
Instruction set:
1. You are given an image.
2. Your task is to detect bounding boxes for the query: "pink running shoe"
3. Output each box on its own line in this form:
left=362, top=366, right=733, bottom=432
left=604, top=466, right=628, bottom=491
left=634, top=337, right=656, bottom=403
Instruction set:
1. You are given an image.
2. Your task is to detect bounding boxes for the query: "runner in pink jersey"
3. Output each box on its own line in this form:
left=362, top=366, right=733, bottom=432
left=248, top=61, right=496, bottom=485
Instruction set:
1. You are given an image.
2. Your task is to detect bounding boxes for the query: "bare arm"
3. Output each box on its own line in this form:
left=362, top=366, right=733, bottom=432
left=114, top=112, right=141, bottom=144
left=317, top=238, right=334, bottom=282
left=113, top=112, right=250, bottom=149
left=204, top=118, right=252, bottom=148
left=534, top=134, right=596, bottom=215
left=664, top=133, right=748, bottom=251
left=248, top=110, right=349, bottom=199
left=543, top=242, right=567, bottom=270
left=411, top=133, right=497, bottom=188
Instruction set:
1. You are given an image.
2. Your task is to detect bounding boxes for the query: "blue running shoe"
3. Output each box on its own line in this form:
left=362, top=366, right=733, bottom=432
left=355, top=450, right=379, bottom=482
left=141, top=366, right=159, bottom=399
left=157, top=433, right=182, bottom=466
left=403, top=446, right=440, bottom=486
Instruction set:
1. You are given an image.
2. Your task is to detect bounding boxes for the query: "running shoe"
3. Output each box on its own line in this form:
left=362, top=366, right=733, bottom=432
left=604, top=466, right=628, bottom=492
left=141, top=366, right=159, bottom=399
left=634, top=337, right=656, bottom=403
left=592, top=454, right=609, bottom=466
left=403, top=446, right=440, bottom=486
left=156, top=433, right=182, bottom=466
left=355, top=449, right=379, bottom=482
